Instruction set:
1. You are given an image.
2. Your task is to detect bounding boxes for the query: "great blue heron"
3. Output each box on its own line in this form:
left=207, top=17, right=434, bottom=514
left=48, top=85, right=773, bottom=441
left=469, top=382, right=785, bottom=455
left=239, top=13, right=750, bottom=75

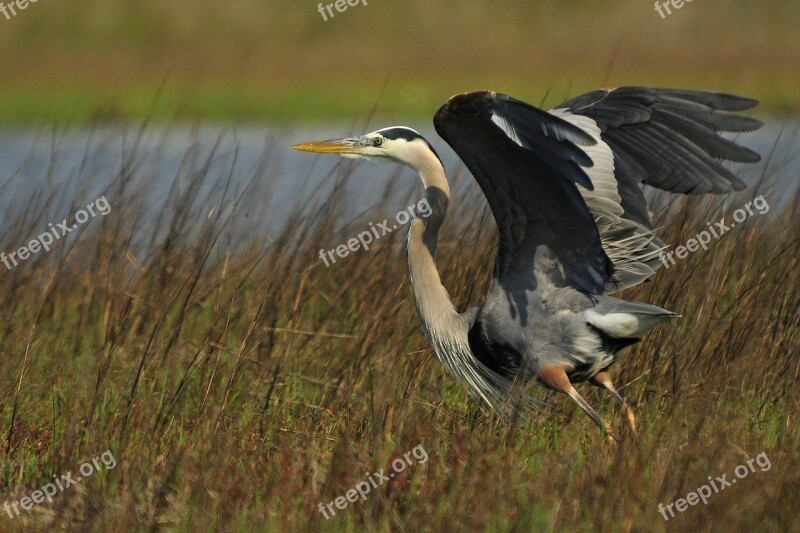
left=293, top=87, right=762, bottom=437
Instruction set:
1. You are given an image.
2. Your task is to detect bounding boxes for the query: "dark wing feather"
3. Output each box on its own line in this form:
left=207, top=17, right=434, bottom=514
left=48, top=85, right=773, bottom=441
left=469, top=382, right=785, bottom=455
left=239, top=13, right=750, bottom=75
left=553, top=86, right=762, bottom=215
left=434, top=91, right=613, bottom=294
left=548, top=86, right=762, bottom=292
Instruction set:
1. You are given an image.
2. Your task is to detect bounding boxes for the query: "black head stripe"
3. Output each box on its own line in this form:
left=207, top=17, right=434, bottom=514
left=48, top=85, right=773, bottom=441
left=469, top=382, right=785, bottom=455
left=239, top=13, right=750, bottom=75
left=377, top=126, right=425, bottom=142
left=376, top=127, right=442, bottom=162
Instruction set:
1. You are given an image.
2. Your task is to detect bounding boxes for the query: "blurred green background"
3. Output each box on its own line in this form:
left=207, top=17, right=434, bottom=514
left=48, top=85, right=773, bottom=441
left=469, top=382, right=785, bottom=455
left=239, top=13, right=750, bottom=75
left=0, top=0, right=798, bottom=124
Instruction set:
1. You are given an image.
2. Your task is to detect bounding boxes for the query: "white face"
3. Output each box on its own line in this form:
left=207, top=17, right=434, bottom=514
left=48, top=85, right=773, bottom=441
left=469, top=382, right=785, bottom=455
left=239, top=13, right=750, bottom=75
left=293, top=127, right=431, bottom=168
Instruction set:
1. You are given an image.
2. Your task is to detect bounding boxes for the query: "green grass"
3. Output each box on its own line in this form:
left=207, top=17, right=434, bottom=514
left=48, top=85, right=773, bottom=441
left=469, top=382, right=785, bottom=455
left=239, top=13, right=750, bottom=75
left=0, top=0, right=798, bottom=529
left=0, top=129, right=797, bottom=530
left=1, top=74, right=799, bottom=126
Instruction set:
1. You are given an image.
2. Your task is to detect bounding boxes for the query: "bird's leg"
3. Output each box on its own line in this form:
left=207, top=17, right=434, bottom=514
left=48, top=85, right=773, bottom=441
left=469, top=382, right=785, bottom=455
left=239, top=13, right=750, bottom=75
left=537, top=367, right=614, bottom=440
left=590, top=371, right=638, bottom=436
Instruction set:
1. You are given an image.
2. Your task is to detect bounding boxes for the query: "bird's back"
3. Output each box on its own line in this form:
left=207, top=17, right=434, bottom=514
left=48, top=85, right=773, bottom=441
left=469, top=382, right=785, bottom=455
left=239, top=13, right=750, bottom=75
left=467, top=264, right=676, bottom=384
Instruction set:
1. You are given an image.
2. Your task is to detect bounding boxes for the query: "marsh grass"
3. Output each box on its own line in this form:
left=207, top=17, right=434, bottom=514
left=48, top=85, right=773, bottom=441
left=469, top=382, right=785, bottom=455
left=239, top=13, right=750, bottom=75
left=0, top=123, right=798, bottom=532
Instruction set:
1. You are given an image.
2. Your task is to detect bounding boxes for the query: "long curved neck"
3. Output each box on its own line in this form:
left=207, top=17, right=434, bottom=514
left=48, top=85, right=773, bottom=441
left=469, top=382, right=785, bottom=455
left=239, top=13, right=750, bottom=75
left=406, top=155, right=511, bottom=413
left=406, top=154, right=464, bottom=340
left=405, top=148, right=520, bottom=414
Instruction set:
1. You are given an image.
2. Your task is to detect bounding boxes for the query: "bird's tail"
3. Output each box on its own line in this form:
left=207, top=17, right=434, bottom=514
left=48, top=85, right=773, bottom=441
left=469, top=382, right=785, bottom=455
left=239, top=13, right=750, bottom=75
left=584, top=296, right=678, bottom=340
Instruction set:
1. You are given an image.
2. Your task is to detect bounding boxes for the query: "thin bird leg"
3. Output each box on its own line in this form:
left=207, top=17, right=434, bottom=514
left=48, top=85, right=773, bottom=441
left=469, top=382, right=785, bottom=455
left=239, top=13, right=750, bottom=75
left=537, top=367, right=614, bottom=439
left=590, top=371, right=638, bottom=436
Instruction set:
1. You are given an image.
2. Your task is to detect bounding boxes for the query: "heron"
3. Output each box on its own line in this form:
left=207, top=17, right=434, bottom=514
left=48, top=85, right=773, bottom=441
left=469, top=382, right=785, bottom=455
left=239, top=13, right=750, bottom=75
left=293, top=87, right=762, bottom=437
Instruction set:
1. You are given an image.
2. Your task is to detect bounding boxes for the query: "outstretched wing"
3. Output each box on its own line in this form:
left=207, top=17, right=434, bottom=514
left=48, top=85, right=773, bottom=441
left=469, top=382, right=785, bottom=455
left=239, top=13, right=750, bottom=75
left=434, top=90, right=613, bottom=295
left=550, top=87, right=762, bottom=291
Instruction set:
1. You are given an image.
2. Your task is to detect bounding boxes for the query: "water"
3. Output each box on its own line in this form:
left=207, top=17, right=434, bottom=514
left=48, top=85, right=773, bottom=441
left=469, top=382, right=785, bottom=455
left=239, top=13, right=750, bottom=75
left=0, top=120, right=797, bottom=247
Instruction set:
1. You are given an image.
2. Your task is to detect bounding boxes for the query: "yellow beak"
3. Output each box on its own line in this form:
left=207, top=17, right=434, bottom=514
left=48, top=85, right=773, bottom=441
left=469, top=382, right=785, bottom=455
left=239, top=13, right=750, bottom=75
left=292, top=137, right=367, bottom=155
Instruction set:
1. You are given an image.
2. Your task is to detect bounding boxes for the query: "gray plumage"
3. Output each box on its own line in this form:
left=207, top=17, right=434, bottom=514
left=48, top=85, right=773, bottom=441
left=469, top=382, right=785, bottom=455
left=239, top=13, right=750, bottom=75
left=293, top=87, right=763, bottom=436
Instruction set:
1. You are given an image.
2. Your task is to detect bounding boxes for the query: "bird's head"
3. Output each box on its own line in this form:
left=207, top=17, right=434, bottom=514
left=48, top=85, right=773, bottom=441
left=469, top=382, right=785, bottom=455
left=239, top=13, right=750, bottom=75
left=292, top=126, right=441, bottom=170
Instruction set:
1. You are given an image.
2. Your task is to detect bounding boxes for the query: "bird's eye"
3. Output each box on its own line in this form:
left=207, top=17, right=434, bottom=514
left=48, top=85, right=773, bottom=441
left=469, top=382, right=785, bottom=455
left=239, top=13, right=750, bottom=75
left=373, top=137, right=383, bottom=147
